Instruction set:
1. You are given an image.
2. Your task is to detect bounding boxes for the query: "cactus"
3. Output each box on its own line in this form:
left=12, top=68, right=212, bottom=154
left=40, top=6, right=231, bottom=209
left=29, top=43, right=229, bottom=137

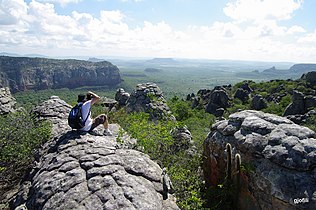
left=235, top=153, right=241, bottom=208
left=235, top=153, right=241, bottom=191
left=224, top=143, right=242, bottom=209
left=226, top=143, right=232, bottom=185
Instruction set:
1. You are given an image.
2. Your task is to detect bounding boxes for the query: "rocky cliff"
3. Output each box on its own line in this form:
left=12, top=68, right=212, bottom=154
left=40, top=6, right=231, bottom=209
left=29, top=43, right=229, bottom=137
left=290, top=64, right=316, bottom=74
left=12, top=96, right=179, bottom=210
left=203, top=110, right=316, bottom=210
left=0, top=87, right=16, bottom=114
left=0, top=56, right=121, bottom=93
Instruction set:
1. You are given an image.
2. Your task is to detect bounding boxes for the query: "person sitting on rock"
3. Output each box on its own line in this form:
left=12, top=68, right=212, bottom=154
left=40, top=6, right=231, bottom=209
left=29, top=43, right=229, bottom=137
left=77, top=91, right=112, bottom=136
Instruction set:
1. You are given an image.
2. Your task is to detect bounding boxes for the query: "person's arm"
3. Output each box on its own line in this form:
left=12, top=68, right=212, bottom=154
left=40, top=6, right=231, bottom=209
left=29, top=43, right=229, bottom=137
left=88, top=91, right=100, bottom=105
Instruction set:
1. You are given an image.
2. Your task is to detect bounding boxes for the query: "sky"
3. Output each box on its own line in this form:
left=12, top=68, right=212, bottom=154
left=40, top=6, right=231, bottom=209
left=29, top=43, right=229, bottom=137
left=0, top=0, right=316, bottom=62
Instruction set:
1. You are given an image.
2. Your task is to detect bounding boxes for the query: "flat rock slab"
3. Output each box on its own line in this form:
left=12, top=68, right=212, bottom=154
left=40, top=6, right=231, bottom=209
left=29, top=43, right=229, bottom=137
left=13, top=96, right=179, bottom=210
left=13, top=128, right=179, bottom=210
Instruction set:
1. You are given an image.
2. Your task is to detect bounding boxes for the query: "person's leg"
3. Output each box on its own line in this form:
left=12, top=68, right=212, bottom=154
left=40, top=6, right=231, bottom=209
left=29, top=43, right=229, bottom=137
left=90, top=114, right=112, bottom=135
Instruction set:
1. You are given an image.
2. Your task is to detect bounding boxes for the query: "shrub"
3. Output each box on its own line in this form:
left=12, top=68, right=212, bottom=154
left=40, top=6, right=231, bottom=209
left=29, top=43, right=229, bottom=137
left=0, top=111, right=51, bottom=196
left=110, top=101, right=215, bottom=209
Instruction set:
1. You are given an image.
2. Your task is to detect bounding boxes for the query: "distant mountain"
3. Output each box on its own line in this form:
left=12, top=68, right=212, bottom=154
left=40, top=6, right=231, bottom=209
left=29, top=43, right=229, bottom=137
left=0, top=52, right=21, bottom=57
left=262, top=66, right=277, bottom=73
left=289, top=64, right=316, bottom=74
left=0, top=56, right=121, bottom=93
left=0, top=52, right=47, bottom=58
left=88, top=57, right=106, bottom=62
left=145, top=58, right=179, bottom=65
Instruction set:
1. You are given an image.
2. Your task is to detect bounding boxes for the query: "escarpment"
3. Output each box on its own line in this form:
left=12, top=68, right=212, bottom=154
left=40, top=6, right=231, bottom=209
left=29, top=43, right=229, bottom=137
left=12, top=96, right=179, bottom=210
left=0, top=56, right=121, bottom=93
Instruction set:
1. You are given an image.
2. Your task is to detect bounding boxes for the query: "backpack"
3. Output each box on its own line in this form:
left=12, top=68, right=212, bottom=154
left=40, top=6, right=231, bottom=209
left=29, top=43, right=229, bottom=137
left=68, top=103, right=90, bottom=129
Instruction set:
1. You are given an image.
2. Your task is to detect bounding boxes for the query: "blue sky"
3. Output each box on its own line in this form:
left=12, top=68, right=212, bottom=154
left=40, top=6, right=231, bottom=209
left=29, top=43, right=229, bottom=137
left=1, top=0, right=316, bottom=62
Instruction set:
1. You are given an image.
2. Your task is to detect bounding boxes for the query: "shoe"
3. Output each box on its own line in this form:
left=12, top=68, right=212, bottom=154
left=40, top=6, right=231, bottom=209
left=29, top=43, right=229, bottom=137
left=103, top=130, right=113, bottom=136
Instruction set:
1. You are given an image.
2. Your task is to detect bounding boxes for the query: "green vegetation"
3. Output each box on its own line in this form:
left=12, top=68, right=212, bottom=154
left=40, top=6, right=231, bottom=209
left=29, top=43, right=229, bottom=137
left=7, top=69, right=316, bottom=209
left=0, top=111, right=51, bottom=196
left=226, top=79, right=313, bottom=116
left=109, top=97, right=215, bottom=209
left=13, top=86, right=117, bottom=111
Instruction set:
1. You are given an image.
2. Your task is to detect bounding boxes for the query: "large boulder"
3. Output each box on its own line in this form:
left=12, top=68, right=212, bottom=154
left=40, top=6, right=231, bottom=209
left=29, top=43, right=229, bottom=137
left=205, top=90, right=230, bottom=116
left=234, top=88, right=249, bottom=102
left=251, top=94, right=268, bottom=111
left=203, top=110, right=316, bottom=210
left=12, top=97, right=179, bottom=210
left=115, top=88, right=130, bottom=106
left=301, top=71, right=316, bottom=86
left=0, top=87, right=16, bottom=114
left=283, top=90, right=306, bottom=116
left=31, top=96, right=72, bottom=138
left=126, top=83, right=174, bottom=120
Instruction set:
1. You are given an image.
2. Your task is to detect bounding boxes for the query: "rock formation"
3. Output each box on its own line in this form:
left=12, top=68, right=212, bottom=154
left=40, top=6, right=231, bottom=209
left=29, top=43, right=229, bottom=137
left=283, top=90, right=316, bottom=117
left=234, top=82, right=253, bottom=103
left=0, top=87, right=16, bottom=114
left=290, top=64, right=316, bottom=74
left=205, top=89, right=230, bottom=116
left=301, top=71, right=316, bottom=86
left=12, top=96, right=179, bottom=210
left=115, top=88, right=130, bottom=106
left=251, top=94, right=267, bottom=111
left=126, top=83, right=174, bottom=120
left=203, top=110, right=316, bottom=210
left=234, top=88, right=249, bottom=102
left=283, top=90, right=306, bottom=116
left=187, top=86, right=231, bottom=117
left=171, top=126, right=193, bottom=151
left=0, top=56, right=121, bottom=93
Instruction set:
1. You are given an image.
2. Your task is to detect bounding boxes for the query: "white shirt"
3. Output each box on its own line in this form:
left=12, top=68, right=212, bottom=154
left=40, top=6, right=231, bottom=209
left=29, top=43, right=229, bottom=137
left=79, top=100, right=92, bottom=131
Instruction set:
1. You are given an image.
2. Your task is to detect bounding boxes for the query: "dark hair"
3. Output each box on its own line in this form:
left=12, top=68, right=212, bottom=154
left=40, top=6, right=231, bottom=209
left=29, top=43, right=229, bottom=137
left=77, top=94, right=86, bottom=103
left=86, top=93, right=92, bottom=100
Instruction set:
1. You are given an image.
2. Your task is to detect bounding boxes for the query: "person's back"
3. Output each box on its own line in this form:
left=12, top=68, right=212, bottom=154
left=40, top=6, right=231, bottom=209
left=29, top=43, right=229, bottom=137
left=76, top=92, right=112, bottom=135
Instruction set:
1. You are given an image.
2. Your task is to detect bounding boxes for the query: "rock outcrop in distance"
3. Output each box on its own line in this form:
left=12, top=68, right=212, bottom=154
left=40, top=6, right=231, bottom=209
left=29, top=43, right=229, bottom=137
left=0, top=56, right=121, bottom=93
left=126, top=83, right=175, bottom=120
left=203, top=110, right=316, bottom=210
left=12, top=96, right=179, bottom=210
left=0, top=87, right=16, bottom=114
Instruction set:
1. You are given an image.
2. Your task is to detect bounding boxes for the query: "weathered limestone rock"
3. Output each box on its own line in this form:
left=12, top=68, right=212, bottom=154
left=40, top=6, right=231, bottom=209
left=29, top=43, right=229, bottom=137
left=115, top=88, right=130, bottom=106
left=31, top=96, right=72, bottom=138
left=171, top=126, right=193, bottom=151
left=205, top=90, right=230, bottom=116
left=284, top=90, right=306, bottom=116
left=234, top=88, right=249, bottom=102
left=13, top=97, right=179, bottom=210
left=0, top=87, right=16, bottom=114
left=203, top=110, right=316, bottom=210
left=100, top=97, right=118, bottom=112
left=301, top=71, right=316, bottom=86
left=240, top=82, right=253, bottom=93
left=251, top=94, right=268, bottom=111
left=126, top=83, right=174, bottom=120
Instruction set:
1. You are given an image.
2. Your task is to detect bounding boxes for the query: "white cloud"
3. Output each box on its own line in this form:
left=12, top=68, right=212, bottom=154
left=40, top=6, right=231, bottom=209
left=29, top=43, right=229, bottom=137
left=287, top=25, right=306, bottom=34
left=121, top=0, right=143, bottom=2
left=298, top=30, right=316, bottom=43
left=0, top=0, right=28, bottom=25
left=0, top=0, right=315, bottom=62
left=223, top=0, right=303, bottom=22
left=36, top=0, right=82, bottom=7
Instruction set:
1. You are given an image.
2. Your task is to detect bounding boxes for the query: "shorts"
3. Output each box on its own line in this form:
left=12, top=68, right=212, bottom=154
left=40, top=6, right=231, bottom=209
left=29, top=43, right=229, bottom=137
left=89, top=114, right=108, bottom=131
